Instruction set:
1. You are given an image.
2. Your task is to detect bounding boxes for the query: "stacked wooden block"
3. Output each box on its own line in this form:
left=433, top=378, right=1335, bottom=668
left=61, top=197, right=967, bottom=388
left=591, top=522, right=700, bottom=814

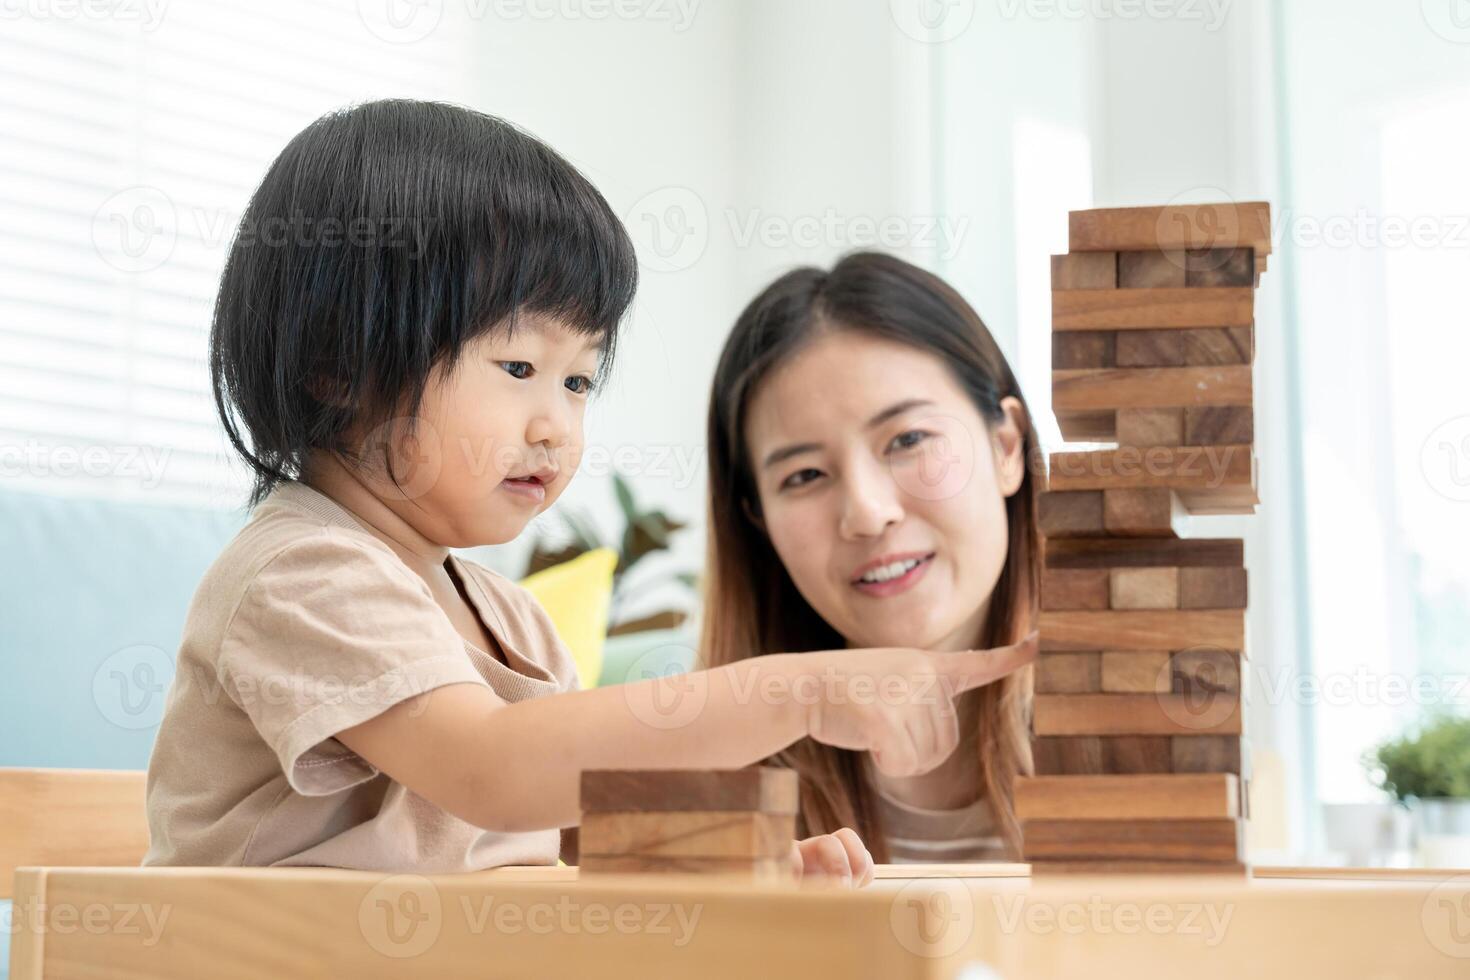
left=579, top=768, right=797, bottom=882
left=1018, top=202, right=1270, bottom=875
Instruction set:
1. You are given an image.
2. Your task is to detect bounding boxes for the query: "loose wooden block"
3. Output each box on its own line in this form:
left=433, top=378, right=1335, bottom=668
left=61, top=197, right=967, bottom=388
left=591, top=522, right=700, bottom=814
left=1035, top=652, right=1102, bottom=694
left=580, top=769, right=798, bottom=815
left=1046, top=445, right=1254, bottom=498
left=1101, top=651, right=1174, bottom=692
left=1103, top=735, right=1174, bottom=773
left=579, top=854, right=794, bottom=881
left=1109, top=569, right=1180, bottom=610
left=1052, top=366, right=1253, bottom=411
left=1103, top=488, right=1185, bottom=537
left=1179, top=567, right=1248, bottom=609
left=1039, top=609, right=1245, bottom=652
left=1051, top=252, right=1117, bottom=290
left=1171, top=649, right=1242, bottom=694
left=1028, top=859, right=1248, bottom=876
left=1185, top=247, right=1256, bottom=287
left=1052, top=287, right=1254, bottom=331
left=1023, top=818, right=1243, bottom=863
left=1052, top=331, right=1116, bottom=369
left=1182, top=326, right=1253, bottom=365
left=1068, top=202, right=1272, bottom=256
left=1116, top=330, right=1185, bottom=368
left=1046, top=536, right=1244, bottom=570
left=1031, top=736, right=1102, bottom=775
left=1172, top=735, right=1245, bottom=775
left=1040, top=568, right=1111, bottom=610
left=1033, top=693, right=1242, bottom=737
left=1175, top=477, right=1260, bottom=516
left=1118, top=250, right=1187, bottom=288
left=1185, top=406, right=1254, bottom=446
left=1038, top=490, right=1105, bottom=538
left=579, top=811, right=794, bottom=859
left=1054, top=410, right=1118, bottom=442
left=1014, top=773, right=1242, bottom=820
left=1115, top=408, right=1184, bottom=447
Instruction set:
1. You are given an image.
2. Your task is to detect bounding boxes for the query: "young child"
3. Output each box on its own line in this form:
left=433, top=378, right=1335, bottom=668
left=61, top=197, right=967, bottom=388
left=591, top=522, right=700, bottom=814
left=143, top=100, right=1035, bottom=885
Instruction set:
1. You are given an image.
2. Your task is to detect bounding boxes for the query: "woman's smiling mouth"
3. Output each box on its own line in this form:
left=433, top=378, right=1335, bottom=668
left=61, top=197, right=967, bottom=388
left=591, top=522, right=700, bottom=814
left=850, top=552, right=936, bottom=597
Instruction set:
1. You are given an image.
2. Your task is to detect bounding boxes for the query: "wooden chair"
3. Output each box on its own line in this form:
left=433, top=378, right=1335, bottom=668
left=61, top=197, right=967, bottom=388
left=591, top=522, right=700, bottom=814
left=0, top=767, right=149, bottom=900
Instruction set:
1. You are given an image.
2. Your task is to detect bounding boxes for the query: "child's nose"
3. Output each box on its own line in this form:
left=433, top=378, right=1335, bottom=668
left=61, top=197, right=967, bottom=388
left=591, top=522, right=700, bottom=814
left=526, top=401, right=573, bottom=450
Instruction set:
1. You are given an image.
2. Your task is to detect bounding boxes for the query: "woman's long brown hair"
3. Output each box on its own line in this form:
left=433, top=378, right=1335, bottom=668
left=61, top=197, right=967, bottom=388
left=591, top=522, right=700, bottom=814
left=700, top=252, right=1039, bottom=862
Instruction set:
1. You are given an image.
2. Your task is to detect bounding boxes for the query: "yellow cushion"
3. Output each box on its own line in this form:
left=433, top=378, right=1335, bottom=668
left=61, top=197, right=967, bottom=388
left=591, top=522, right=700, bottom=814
left=519, top=548, right=618, bottom=688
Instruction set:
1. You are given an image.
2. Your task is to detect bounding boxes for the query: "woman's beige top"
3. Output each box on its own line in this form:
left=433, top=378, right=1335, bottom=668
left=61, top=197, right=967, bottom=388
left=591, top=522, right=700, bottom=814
left=875, top=784, right=1010, bottom=863
left=144, top=480, right=579, bottom=872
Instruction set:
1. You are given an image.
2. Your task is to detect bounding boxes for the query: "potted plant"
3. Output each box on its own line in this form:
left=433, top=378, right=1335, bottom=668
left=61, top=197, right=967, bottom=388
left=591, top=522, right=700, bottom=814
left=527, top=474, right=699, bottom=685
left=1364, top=713, right=1470, bottom=866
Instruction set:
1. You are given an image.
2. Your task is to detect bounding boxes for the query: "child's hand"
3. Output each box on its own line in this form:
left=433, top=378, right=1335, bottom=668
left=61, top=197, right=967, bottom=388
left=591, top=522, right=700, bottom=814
left=790, top=827, right=874, bottom=888
left=801, top=632, right=1038, bottom=778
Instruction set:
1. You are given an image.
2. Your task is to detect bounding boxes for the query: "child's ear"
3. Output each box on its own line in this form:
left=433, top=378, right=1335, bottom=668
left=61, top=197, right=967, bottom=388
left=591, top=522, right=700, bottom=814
left=307, top=373, right=353, bottom=408
left=992, top=396, right=1029, bottom=498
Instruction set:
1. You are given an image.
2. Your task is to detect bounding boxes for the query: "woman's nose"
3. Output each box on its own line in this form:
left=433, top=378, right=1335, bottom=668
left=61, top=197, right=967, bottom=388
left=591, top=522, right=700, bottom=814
left=838, top=463, right=905, bottom=539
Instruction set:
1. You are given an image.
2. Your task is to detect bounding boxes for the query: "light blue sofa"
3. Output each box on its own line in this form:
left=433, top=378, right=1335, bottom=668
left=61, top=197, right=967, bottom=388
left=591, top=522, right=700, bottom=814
left=0, top=486, right=693, bottom=976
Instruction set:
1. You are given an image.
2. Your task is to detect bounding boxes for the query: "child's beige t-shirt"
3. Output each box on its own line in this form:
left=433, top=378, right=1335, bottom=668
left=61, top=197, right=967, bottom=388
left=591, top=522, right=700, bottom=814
left=143, top=480, right=579, bottom=871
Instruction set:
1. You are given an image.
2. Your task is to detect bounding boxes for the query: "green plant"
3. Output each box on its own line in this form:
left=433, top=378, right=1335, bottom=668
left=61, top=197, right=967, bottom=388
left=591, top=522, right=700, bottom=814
left=527, top=474, right=698, bottom=635
left=1364, top=713, right=1470, bottom=802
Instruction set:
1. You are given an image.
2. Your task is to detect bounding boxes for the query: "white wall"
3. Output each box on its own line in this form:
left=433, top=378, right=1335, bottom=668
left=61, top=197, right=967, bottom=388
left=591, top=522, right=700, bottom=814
left=460, top=0, right=942, bottom=615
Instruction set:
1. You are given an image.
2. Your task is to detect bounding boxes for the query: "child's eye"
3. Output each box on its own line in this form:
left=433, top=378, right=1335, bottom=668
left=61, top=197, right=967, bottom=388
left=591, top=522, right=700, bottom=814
left=565, top=375, right=595, bottom=395
left=888, top=430, right=932, bottom=453
left=780, top=468, right=824, bottom=491
left=500, top=361, right=533, bottom=380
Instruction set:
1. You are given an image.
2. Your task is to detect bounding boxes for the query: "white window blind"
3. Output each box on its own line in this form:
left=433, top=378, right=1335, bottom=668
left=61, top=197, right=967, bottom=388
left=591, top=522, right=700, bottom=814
left=0, top=0, right=465, bottom=507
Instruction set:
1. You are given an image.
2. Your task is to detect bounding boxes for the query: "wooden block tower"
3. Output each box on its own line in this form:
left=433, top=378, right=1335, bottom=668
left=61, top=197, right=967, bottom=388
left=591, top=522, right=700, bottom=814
left=1017, top=201, right=1271, bottom=874
left=579, top=768, right=798, bottom=882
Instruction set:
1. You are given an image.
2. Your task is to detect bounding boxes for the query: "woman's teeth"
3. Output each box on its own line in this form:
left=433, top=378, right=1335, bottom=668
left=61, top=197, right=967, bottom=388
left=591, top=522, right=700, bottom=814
left=858, top=557, right=924, bottom=584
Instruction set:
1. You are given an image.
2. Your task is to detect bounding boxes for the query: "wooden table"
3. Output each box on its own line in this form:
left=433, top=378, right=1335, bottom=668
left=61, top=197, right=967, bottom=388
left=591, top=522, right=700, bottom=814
left=10, top=863, right=1470, bottom=978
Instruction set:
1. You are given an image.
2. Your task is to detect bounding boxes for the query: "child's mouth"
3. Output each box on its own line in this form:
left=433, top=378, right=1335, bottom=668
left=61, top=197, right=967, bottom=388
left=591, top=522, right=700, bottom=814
left=501, top=474, right=548, bottom=503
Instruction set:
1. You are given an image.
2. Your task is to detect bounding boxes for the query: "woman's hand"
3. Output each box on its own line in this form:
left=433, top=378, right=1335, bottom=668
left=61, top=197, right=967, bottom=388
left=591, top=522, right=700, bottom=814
left=797, top=632, right=1038, bottom=778
left=790, top=827, right=875, bottom=888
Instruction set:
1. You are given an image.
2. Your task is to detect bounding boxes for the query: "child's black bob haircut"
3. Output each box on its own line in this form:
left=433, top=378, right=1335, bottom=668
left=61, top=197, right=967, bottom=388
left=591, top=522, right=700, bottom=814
left=210, top=99, right=638, bottom=507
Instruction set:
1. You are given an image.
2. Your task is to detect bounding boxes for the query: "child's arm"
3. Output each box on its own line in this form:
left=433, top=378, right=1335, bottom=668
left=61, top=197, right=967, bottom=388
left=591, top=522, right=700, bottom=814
left=336, top=637, right=1035, bottom=833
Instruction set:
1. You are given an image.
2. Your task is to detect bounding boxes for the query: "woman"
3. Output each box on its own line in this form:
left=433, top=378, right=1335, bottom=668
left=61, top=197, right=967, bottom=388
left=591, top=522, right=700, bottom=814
left=702, top=251, right=1040, bottom=862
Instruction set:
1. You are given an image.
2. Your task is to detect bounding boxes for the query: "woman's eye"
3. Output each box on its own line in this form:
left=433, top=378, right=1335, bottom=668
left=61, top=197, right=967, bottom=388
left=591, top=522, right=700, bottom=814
left=500, top=361, right=533, bottom=380
left=780, top=468, right=823, bottom=491
left=565, top=375, right=595, bottom=395
left=888, top=430, right=932, bottom=453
